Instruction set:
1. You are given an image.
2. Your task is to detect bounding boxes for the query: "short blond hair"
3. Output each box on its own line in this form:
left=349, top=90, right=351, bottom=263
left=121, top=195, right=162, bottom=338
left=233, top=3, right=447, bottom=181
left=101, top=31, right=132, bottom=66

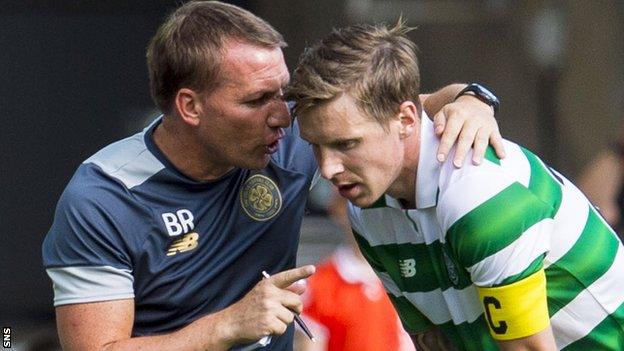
left=287, top=21, right=420, bottom=126
left=147, top=1, right=286, bottom=114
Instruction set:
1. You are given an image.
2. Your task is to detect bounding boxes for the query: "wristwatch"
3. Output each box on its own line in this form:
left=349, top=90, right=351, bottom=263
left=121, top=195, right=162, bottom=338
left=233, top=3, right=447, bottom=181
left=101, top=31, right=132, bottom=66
left=455, top=83, right=500, bottom=112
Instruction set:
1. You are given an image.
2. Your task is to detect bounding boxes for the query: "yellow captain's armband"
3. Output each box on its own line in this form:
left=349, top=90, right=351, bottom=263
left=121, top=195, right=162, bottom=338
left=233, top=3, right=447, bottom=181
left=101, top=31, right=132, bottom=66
left=476, top=269, right=549, bottom=340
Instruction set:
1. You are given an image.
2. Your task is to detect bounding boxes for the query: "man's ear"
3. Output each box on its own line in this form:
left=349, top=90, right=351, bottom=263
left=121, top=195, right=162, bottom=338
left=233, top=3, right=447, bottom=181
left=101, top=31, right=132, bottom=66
left=174, top=88, right=203, bottom=127
left=397, top=100, right=419, bottom=139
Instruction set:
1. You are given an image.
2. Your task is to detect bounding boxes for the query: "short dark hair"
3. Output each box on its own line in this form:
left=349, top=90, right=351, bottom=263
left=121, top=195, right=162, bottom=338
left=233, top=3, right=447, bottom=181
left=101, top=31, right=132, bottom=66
left=146, top=1, right=286, bottom=114
left=287, top=20, right=420, bottom=127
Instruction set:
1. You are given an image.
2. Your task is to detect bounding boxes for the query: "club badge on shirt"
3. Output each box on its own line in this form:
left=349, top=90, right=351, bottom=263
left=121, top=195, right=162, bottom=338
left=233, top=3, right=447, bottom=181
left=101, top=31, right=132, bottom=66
left=443, top=249, right=460, bottom=286
left=240, top=174, right=282, bottom=221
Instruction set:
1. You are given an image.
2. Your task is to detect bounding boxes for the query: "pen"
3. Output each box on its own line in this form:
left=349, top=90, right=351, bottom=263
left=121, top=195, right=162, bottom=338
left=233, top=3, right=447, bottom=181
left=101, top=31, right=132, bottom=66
left=261, top=270, right=316, bottom=343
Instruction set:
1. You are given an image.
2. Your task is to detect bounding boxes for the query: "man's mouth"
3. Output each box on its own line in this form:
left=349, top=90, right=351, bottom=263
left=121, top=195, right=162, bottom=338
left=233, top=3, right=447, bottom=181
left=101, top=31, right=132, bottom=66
left=265, top=129, right=285, bottom=154
left=266, top=140, right=280, bottom=154
left=336, top=183, right=359, bottom=198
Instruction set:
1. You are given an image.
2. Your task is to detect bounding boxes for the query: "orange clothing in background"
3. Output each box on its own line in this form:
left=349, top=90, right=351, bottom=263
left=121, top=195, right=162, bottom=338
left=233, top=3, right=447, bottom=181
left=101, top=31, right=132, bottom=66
left=301, top=247, right=415, bottom=351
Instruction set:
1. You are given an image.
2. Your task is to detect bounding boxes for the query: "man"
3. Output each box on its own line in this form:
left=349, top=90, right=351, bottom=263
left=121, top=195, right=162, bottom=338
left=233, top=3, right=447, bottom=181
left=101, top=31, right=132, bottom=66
left=288, top=21, right=624, bottom=350
left=42, top=2, right=505, bottom=350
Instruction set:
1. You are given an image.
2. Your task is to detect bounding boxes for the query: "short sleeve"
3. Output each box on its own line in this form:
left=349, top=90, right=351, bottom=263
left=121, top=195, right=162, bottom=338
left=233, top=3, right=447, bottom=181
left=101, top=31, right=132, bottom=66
left=437, top=166, right=553, bottom=287
left=42, top=165, right=136, bottom=306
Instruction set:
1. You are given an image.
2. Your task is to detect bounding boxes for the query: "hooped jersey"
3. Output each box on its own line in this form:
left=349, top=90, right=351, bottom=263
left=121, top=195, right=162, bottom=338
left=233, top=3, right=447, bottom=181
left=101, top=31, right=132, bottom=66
left=42, top=117, right=317, bottom=350
left=349, top=116, right=624, bottom=350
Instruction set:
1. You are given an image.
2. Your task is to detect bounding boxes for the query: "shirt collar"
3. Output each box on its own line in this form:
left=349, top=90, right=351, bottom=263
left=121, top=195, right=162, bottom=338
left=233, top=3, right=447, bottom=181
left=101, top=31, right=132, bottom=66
left=415, top=112, right=441, bottom=209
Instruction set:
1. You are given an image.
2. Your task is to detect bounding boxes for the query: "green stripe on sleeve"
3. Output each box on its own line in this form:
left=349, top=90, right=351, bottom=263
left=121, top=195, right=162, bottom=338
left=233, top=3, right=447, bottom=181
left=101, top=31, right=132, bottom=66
left=446, top=182, right=553, bottom=268
left=545, top=208, right=620, bottom=316
left=521, top=147, right=563, bottom=214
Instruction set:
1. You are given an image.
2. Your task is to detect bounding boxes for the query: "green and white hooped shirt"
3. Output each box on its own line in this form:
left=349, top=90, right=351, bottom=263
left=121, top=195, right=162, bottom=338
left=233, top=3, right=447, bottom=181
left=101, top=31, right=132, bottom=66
left=349, top=115, right=624, bottom=350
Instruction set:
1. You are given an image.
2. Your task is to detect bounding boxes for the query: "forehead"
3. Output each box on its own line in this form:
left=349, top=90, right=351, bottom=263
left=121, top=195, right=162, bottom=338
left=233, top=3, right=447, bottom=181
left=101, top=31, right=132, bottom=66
left=219, top=40, right=289, bottom=92
left=299, top=94, right=381, bottom=141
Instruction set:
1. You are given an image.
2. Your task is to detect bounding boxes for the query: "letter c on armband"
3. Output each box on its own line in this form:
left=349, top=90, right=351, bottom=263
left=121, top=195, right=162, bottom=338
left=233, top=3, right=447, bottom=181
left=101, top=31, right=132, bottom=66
left=476, top=269, right=550, bottom=341
left=483, top=296, right=508, bottom=335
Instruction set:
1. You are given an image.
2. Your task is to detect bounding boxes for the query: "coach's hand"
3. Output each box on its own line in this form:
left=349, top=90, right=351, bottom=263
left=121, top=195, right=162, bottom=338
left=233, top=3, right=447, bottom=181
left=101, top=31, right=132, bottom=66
left=221, top=265, right=315, bottom=346
left=433, top=94, right=505, bottom=168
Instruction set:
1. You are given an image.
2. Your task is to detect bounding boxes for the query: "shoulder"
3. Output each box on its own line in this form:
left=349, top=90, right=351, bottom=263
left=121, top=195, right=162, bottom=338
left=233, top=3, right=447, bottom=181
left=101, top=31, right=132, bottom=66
left=59, top=164, right=126, bottom=213
left=59, top=126, right=166, bottom=212
left=436, top=141, right=532, bottom=223
left=437, top=142, right=556, bottom=279
left=83, top=131, right=165, bottom=190
left=44, top=134, right=159, bottom=263
left=271, top=118, right=316, bottom=177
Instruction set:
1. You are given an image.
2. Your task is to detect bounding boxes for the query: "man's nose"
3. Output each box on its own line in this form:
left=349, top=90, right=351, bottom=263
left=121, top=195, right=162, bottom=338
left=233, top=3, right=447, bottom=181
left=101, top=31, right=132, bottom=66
left=267, top=100, right=291, bottom=129
left=317, top=148, right=345, bottom=180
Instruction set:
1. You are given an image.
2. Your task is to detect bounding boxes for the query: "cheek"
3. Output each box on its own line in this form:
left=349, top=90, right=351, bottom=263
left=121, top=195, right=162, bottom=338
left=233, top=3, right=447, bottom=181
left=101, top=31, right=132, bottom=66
left=227, top=108, right=267, bottom=135
left=365, top=142, right=403, bottom=178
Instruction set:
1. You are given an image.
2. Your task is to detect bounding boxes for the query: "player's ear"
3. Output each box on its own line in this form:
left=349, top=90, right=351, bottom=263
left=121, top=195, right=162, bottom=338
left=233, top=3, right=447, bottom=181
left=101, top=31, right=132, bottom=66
left=174, top=88, right=202, bottom=127
left=397, top=100, right=419, bottom=139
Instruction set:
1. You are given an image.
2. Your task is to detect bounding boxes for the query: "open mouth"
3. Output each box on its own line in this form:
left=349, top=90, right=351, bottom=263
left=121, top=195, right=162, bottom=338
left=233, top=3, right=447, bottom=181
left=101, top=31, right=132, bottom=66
left=265, top=129, right=284, bottom=154
left=266, top=140, right=280, bottom=154
left=337, top=183, right=358, bottom=198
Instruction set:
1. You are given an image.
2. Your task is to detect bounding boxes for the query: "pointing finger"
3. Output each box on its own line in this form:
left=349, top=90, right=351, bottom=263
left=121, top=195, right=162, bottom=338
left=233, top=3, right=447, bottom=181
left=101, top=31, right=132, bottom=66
left=269, top=265, right=315, bottom=289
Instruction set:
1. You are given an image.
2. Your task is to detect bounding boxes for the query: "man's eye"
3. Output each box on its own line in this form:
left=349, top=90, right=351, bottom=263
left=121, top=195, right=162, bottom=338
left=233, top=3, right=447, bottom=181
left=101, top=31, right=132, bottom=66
left=246, top=96, right=270, bottom=106
left=337, top=140, right=357, bottom=150
left=246, top=92, right=284, bottom=106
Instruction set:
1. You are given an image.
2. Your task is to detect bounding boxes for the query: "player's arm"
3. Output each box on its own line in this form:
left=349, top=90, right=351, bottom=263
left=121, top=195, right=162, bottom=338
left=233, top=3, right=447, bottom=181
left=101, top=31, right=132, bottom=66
left=496, top=328, right=556, bottom=351
left=438, top=154, right=561, bottom=350
left=410, top=327, right=457, bottom=351
left=55, top=265, right=315, bottom=351
left=421, top=83, right=505, bottom=167
left=476, top=270, right=556, bottom=351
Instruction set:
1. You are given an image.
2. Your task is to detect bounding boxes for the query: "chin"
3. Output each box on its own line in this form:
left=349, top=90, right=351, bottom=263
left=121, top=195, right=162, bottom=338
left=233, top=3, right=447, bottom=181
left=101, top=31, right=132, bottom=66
left=241, top=155, right=271, bottom=170
left=349, top=195, right=376, bottom=208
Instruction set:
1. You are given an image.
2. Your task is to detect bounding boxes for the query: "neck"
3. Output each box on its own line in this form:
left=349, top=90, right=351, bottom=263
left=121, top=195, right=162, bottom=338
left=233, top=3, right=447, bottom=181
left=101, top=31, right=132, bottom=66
left=153, top=116, right=234, bottom=181
left=386, top=131, right=420, bottom=209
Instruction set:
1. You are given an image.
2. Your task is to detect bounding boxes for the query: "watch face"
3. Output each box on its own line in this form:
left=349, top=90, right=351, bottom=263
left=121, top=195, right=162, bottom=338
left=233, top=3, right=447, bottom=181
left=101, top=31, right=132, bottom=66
left=468, top=83, right=500, bottom=110
left=480, top=87, right=497, bottom=101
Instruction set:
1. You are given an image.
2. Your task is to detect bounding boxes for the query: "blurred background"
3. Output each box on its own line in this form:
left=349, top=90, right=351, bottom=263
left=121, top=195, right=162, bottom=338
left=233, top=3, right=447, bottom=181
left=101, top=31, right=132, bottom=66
left=2, top=0, right=623, bottom=349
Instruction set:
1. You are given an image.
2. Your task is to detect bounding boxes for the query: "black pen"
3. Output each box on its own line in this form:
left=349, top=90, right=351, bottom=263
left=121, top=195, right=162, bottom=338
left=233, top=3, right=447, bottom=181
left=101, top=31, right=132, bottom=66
left=261, top=270, right=316, bottom=342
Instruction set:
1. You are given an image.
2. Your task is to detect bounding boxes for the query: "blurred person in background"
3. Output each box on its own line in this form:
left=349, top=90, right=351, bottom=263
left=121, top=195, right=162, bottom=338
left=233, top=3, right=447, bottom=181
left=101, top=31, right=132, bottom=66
left=578, top=129, right=624, bottom=239
left=295, top=189, right=415, bottom=351
left=289, top=20, right=624, bottom=350
left=41, top=1, right=506, bottom=350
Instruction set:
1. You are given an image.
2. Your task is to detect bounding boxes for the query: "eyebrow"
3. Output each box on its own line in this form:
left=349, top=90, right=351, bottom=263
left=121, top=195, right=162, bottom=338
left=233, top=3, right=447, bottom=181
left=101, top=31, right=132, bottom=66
left=243, top=81, right=289, bottom=100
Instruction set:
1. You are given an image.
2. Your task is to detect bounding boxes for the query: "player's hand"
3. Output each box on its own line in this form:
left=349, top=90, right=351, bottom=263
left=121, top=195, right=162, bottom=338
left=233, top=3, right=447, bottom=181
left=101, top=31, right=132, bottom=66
left=434, top=94, right=505, bottom=167
left=224, top=265, right=315, bottom=344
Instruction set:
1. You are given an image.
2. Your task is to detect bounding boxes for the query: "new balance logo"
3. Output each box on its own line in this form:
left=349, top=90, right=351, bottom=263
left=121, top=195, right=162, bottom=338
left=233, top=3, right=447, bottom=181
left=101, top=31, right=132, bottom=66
left=167, top=232, right=199, bottom=256
left=398, top=258, right=416, bottom=277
